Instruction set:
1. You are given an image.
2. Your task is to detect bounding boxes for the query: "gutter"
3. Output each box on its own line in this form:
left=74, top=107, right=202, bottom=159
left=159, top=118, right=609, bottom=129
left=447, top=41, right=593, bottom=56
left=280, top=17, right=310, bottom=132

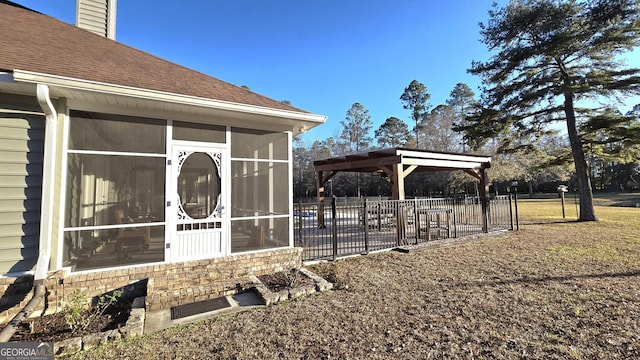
left=12, top=70, right=327, bottom=127
left=0, top=84, right=57, bottom=342
left=34, top=84, right=57, bottom=282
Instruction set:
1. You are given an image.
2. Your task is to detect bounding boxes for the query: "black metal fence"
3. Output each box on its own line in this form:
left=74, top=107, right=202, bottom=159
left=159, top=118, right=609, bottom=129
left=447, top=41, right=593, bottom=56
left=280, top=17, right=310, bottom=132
left=294, top=195, right=516, bottom=262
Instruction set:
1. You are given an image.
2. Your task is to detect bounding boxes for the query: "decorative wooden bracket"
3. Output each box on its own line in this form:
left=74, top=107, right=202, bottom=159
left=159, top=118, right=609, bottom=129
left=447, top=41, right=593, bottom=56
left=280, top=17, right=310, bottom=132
left=319, top=170, right=338, bottom=186
left=378, top=166, right=393, bottom=183
left=464, top=169, right=481, bottom=180
left=403, top=165, right=418, bottom=178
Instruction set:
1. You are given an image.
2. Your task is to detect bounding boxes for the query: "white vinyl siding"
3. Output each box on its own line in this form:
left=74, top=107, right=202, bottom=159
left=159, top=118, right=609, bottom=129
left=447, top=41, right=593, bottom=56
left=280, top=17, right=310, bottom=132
left=0, top=102, right=45, bottom=274
left=76, top=0, right=116, bottom=39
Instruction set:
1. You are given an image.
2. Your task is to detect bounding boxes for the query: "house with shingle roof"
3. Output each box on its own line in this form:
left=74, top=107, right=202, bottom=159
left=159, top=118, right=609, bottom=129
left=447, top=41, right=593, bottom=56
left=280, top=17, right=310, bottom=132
left=0, top=0, right=325, bottom=324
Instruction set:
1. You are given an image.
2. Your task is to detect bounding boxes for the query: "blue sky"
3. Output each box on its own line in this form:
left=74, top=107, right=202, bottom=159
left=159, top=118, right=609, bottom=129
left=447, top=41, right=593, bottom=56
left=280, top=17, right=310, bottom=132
left=18, top=0, right=640, bottom=143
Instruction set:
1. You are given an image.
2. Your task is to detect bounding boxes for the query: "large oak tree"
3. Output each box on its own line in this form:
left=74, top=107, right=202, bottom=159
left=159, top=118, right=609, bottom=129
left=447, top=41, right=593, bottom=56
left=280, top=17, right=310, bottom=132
left=466, top=0, right=640, bottom=221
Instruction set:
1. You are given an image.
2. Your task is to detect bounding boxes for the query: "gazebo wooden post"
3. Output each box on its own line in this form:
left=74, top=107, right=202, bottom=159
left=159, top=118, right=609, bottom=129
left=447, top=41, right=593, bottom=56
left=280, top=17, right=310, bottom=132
left=391, top=163, right=405, bottom=200
left=392, top=163, right=406, bottom=245
left=478, top=166, right=490, bottom=233
left=316, top=170, right=326, bottom=229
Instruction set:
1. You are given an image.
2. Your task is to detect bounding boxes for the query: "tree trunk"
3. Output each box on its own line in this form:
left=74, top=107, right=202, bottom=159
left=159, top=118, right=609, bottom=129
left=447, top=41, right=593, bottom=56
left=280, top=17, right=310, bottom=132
left=563, top=90, right=598, bottom=221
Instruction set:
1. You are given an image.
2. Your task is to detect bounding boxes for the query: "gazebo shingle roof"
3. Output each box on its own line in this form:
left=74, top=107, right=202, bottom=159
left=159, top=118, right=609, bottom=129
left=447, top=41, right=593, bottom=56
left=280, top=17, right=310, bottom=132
left=0, top=0, right=305, bottom=113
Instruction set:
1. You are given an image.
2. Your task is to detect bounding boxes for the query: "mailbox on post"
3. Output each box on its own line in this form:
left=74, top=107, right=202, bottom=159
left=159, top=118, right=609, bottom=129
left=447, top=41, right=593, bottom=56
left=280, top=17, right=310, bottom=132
left=558, top=185, right=568, bottom=218
left=511, top=180, right=519, bottom=231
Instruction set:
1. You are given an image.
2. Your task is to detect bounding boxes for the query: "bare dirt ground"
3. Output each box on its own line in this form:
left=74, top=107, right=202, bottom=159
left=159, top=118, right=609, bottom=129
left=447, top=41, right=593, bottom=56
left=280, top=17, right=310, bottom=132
left=68, top=203, right=640, bottom=359
left=14, top=305, right=128, bottom=343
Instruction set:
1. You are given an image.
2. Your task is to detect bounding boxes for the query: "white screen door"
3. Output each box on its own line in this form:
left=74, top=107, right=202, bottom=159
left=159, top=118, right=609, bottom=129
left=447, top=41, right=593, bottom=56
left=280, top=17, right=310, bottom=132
left=169, top=143, right=227, bottom=262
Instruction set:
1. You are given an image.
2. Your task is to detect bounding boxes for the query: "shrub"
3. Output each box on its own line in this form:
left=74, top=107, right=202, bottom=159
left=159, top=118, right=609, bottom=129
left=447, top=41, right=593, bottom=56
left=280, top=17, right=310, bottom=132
left=62, top=289, right=123, bottom=331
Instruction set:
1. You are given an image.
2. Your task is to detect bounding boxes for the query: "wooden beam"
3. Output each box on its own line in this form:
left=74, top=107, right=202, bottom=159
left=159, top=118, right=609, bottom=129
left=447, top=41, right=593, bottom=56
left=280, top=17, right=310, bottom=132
left=396, top=149, right=492, bottom=164
left=403, top=165, right=418, bottom=178
left=378, top=165, right=393, bottom=177
left=377, top=166, right=393, bottom=183
left=321, top=170, right=338, bottom=185
left=403, top=157, right=483, bottom=169
left=314, top=155, right=402, bottom=172
left=464, top=169, right=481, bottom=180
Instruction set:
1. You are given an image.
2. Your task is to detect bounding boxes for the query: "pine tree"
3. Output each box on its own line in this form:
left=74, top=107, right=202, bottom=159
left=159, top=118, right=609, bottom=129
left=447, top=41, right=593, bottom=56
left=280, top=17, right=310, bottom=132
left=466, top=0, right=640, bottom=221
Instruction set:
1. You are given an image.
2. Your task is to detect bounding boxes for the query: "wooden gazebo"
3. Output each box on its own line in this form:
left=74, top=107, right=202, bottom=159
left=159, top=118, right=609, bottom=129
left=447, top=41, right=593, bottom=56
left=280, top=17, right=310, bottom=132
left=313, top=148, right=492, bottom=231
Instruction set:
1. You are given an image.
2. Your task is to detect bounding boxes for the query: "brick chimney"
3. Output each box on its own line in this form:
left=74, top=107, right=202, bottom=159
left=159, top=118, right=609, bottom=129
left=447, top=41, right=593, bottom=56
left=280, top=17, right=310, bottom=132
left=76, top=0, right=117, bottom=40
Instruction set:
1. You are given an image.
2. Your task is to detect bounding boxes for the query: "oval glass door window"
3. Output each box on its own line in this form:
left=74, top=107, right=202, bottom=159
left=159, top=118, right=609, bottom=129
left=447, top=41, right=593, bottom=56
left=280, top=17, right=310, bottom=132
left=177, top=153, right=221, bottom=219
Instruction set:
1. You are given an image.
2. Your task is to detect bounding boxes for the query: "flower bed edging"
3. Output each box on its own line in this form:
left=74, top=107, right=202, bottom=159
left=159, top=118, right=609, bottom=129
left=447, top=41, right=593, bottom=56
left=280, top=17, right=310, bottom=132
left=53, top=296, right=146, bottom=356
left=54, top=268, right=333, bottom=355
left=252, top=267, right=333, bottom=306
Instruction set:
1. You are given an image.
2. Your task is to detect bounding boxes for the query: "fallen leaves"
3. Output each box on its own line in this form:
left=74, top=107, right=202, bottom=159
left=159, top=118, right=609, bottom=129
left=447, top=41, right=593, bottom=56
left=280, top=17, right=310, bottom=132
left=71, top=203, right=640, bottom=359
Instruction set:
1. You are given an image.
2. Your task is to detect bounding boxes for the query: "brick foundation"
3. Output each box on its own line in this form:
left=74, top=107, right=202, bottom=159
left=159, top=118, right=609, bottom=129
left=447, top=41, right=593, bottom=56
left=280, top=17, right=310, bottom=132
left=0, top=247, right=302, bottom=324
left=0, top=275, right=35, bottom=324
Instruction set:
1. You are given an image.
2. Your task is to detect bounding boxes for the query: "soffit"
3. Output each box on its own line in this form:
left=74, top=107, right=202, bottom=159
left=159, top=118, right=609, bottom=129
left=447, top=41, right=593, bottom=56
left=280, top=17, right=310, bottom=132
left=53, top=86, right=320, bottom=133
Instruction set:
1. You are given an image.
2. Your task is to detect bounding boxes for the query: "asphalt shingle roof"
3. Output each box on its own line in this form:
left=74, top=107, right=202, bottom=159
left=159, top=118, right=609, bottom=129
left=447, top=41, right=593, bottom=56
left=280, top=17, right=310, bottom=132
left=0, top=0, right=305, bottom=113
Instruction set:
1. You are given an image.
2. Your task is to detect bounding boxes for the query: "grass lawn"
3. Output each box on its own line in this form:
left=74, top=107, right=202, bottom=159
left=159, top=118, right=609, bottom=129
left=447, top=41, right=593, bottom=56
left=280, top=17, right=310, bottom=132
left=70, top=196, right=640, bottom=359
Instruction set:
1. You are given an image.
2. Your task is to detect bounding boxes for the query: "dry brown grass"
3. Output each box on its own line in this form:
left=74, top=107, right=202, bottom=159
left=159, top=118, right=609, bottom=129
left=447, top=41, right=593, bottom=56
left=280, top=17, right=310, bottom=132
left=69, top=199, right=640, bottom=359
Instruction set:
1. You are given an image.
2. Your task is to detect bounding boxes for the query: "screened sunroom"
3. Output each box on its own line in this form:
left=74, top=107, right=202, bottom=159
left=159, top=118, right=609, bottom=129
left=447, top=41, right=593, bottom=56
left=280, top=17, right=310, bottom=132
left=62, top=111, right=293, bottom=272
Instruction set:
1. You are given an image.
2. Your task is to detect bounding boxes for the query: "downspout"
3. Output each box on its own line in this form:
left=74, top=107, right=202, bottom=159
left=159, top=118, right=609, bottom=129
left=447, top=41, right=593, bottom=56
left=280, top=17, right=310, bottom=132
left=0, top=84, right=57, bottom=342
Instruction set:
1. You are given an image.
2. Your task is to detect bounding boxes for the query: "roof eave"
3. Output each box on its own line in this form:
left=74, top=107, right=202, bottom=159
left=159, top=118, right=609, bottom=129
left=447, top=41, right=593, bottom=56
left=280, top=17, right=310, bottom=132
left=11, top=70, right=327, bottom=134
